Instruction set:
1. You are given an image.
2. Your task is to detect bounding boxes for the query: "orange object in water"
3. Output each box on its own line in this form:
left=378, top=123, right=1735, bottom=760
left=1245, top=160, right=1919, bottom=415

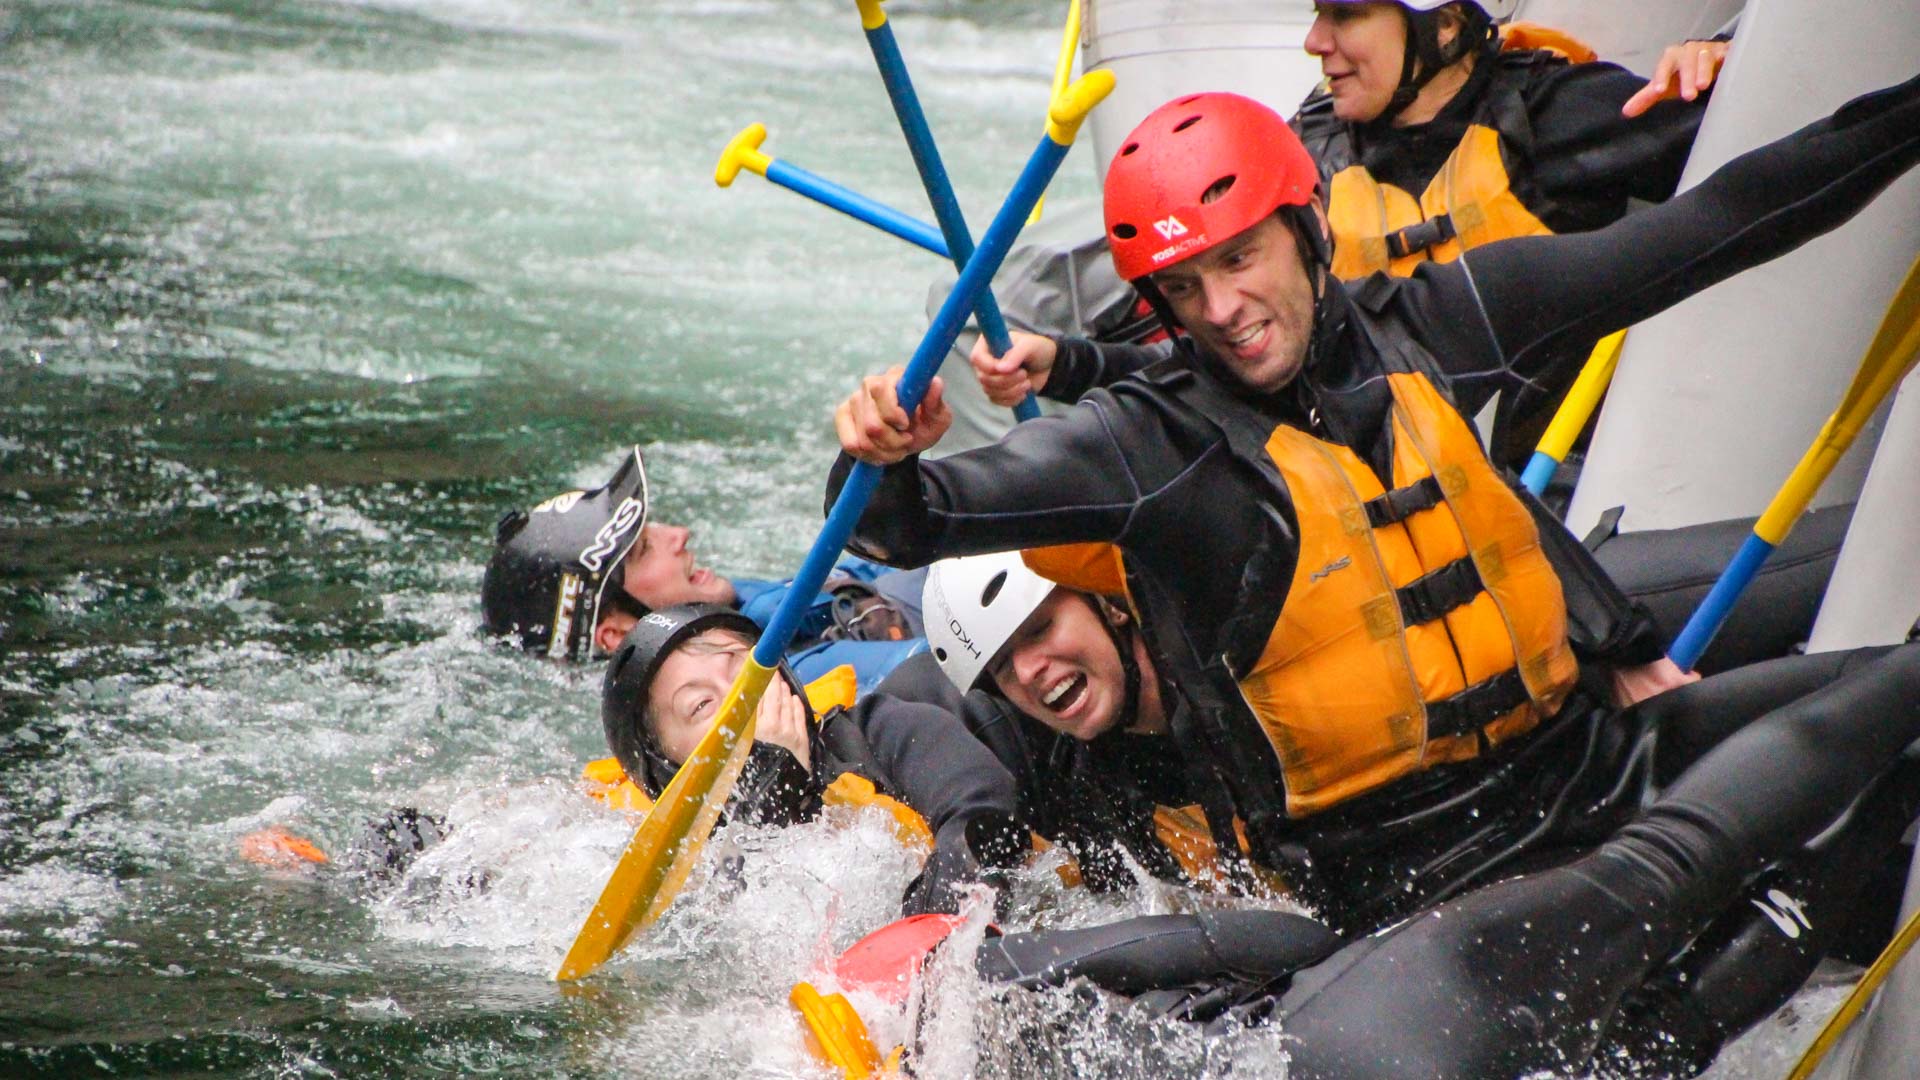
left=239, top=826, right=330, bottom=868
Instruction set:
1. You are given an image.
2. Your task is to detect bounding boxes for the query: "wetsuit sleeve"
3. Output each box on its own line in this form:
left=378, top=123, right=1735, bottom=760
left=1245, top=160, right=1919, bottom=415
left=1525, top=61, right=1708, bottom=216
left=826, top=386, right=1218, bottom=569
left=1430, top=73, right=1920, bottom=403
left=1044, top=337, right=1179, bottom=401
left=849, top=693, right=1023, bottom=843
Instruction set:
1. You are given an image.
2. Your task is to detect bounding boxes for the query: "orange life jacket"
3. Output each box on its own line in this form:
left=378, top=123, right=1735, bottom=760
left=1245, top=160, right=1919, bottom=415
left=1234, top=370, right=1579, bottom=814
left=1303, top=51, right=1589, bottom=281
left=1023, top=369, right=1580, bottom=818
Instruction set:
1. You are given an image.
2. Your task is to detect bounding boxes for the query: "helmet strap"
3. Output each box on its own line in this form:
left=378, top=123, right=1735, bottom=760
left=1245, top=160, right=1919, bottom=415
left=1091, top=596, right=1145, bottom=733
left=1379, top=4, right=1497, bottom=126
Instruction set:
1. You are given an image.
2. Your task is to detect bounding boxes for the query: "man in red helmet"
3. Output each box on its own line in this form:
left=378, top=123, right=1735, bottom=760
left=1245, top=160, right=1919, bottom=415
left=828, top=75, right=1920, bottom=1073
left=830, top=76, right=1920, bottom=909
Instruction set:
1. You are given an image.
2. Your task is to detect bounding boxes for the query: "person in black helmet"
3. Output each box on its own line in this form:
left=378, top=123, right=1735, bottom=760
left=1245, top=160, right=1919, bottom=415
left=481, top=447, right=927, bottom=687
left=600, top=603, right=1031, bottom=915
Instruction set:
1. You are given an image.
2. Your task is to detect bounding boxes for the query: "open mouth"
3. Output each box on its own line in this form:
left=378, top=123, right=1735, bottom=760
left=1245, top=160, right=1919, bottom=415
left=1224, top=321, right=1270, bottom=358
left=1042, top=672, right=1089, bottom=715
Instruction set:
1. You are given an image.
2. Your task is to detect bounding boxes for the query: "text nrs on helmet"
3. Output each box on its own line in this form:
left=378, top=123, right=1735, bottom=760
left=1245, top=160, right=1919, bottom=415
left=1102, top=92, right=1327, bottom=295
left=922, top=552, right=1057, bottom=693
left=481, top=447, right=650, bottom=662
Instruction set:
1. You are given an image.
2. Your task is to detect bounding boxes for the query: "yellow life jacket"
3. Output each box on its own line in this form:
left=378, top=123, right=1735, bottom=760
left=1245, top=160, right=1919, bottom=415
left=1234, top=371, right=1579, bottom=815
left=1308, top=52, right=1584, bottom=281
left=581, top=664, right=934, bottom=845
left=1024, top=370, right=1580, bottom=819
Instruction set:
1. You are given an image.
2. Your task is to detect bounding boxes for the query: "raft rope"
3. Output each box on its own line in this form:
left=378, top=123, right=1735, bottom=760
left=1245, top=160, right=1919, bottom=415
left=1784, top=902, right=1920, bottom=1080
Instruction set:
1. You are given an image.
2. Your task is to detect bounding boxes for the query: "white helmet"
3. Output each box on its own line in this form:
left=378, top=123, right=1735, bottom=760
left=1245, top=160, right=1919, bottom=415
left=1397, top=0, right=1519, bottom=18
left=922, top=552, right=1057, bottom=692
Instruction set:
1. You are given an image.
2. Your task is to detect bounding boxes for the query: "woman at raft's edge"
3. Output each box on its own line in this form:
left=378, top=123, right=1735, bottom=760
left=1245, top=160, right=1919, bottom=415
left=1299, top=0, right=1726, bottom=468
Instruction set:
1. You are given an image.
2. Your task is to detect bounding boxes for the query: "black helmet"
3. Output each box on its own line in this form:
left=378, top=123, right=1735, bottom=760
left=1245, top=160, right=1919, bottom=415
left=481, top=447, right=650, bottom=662
left=601, top=603, right=762, bottom=796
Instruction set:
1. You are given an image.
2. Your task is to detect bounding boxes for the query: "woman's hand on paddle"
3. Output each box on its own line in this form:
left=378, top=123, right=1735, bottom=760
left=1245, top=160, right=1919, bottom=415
left=971, top=330, right=1057, bottom=407
left=836, top=365, right=952, bottom=465
left=1622, top=39, right=1728, bottom=118
left=754, top=675, right=810, bottom=773
left=1608, top=656, right=1702, bottom=708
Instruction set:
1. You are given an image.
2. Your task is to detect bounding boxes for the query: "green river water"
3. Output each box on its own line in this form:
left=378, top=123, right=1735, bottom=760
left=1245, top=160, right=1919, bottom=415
left=0, top=2, right=1855, bottom=1076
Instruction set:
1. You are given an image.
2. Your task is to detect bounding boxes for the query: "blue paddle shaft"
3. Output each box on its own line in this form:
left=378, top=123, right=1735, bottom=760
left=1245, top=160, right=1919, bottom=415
left=865, top=21, right=1042, bottom=423
left=753, top=132, right=1074, bottom=665
left=764, top=158, right=950, bottom=259
left=1668, top=532, right=1777, bottom=671
left=1519, top=450, right=1559, bottom=497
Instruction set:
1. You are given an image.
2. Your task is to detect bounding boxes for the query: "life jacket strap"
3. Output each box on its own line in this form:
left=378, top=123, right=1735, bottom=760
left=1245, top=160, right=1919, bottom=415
left=1395, top=558, right=1484, bottom=626
left=1363, top=474, right=1447, bottom=527
left=1424, top=668, right=1531, bottom=739
left=1385, top=212, right=1458, bottom=261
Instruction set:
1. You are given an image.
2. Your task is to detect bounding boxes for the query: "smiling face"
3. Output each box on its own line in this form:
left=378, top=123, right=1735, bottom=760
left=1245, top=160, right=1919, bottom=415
left=1305, top=1, right=1408, bottom=123
left=643, top=628, right=753, bottom=764
left=617, top=523, right=736, bottom=610
left=1150, top=213, right=1318, bottom=394
left=987, top=591, right=1134, bottom=742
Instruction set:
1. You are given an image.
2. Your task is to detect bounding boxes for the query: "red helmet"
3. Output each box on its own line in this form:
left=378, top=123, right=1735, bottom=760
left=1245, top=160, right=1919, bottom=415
left=1103, top=92, right=1320, bottom=282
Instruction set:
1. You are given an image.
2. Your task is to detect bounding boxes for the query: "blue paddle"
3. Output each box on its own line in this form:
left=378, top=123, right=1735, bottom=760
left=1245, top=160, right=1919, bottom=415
left=857, top=0, right=1042, bottom=421
left=716, top=123, right=951, bottom=258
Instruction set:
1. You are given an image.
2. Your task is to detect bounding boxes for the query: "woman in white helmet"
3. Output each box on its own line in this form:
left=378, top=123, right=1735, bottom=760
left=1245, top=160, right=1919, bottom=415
left=916, top=552, right=1262, bottom=893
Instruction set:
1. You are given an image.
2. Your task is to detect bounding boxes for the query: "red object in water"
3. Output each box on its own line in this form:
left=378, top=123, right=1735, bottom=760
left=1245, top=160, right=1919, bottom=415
left=240, top=826, right=331, bottom=868
left=830, top=914, right=971, bottom=1005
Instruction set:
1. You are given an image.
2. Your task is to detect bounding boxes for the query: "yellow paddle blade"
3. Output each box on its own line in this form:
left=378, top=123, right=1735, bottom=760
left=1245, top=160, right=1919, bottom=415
left=1535, top=329, right=1625, bottom=462
left=1785, top=902, right=1920, bottom=1080
left=1755, top=254, right=1920, bottom=544
left=555, top=657, right=778, bottom=981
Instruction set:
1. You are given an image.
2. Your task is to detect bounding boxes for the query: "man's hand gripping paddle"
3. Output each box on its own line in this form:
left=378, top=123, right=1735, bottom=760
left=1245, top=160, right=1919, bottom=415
left=1668, top=253, right=1920, bottom=671
left=556, top=67, right=1116, bottom=982
left=856, top=0, right=1051, bottom=422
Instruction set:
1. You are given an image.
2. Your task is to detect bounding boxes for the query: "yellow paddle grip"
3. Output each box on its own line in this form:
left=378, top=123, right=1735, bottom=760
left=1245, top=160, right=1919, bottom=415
left=1046, top=68, right=1116, bottom=146
left=715, top=123, right=773, bottom=188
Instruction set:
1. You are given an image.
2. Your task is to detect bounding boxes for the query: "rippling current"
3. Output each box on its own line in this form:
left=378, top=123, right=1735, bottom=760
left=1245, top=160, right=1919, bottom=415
left=0, top=2, right=1854, bottom=1076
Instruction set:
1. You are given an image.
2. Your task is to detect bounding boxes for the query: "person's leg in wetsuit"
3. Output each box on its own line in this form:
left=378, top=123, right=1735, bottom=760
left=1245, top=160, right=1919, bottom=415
left=1596, top=753, right=1920, bottom=1077
left=1274, top=641, right=1920, bottom=1080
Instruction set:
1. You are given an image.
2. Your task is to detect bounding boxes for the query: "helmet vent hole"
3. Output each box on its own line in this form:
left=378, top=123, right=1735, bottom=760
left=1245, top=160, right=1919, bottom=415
left=1173, top=114, right=1204, bottom=133
left=934, top=647, right=948, bottom=662
left=1202, top=176, right=1236, bottom=204
left=1177, top=94, right=1203, bottom=105
left=1112, top=223, right=1137, bottom=240
left=1120, top=141, right=1140, bottom=157
left=980, top=571, right=1007, bottom=608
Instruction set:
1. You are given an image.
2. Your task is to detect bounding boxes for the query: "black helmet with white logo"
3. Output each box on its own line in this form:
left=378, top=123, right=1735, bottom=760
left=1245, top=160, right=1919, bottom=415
left=481, top=447, right=650, bottom=662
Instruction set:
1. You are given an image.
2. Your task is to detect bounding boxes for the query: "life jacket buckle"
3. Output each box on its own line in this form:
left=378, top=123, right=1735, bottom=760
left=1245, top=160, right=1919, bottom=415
left=1385, top=213, right=1458, bottom=260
